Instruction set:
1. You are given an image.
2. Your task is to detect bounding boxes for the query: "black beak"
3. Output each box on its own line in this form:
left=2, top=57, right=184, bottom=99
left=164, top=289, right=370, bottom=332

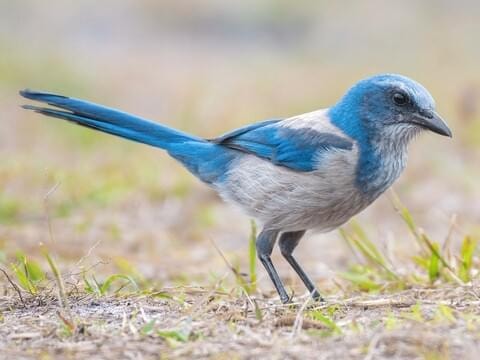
left=412, top=110, right=452, bottom=138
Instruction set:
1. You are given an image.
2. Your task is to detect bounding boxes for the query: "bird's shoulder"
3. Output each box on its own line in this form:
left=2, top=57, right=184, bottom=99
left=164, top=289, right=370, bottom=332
left=210, top=109, right=355, bottom=172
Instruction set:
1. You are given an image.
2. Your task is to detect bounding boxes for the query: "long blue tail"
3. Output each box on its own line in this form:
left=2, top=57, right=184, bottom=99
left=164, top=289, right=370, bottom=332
left=20, top=90, right=236, bottom=184
left=20, top=90, right=203, bottom=148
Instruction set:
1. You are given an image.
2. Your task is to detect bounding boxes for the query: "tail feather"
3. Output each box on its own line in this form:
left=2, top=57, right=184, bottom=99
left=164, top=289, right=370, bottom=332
left=20, top=89, right=237, bottom=184
left=20, top=89, right=202, bottom=149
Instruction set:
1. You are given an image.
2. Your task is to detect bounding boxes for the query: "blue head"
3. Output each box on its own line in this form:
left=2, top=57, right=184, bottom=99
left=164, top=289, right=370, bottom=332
left=329, top=74, right=452, bottom=142
left=329, top=74, right=452, bottom=196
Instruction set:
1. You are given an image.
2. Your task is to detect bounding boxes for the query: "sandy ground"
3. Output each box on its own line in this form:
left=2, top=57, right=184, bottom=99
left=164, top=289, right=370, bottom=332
left=2, top=284, right=480, bottom=359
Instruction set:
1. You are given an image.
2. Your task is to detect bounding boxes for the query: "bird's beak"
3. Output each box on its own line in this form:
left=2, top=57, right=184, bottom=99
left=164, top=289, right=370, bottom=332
left=411, top=110, right=452, bottom=138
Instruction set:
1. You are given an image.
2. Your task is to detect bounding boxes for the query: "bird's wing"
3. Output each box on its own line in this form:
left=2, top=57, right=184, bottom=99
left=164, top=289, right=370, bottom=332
left=210, top=116, right=353, bottom=172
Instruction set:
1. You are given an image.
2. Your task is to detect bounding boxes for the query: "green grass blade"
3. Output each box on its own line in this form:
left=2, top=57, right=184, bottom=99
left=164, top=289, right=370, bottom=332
left=82, top=273, right=96, bottom=294
left=157, top=329, right=190, bottom=343
left=343, top=223, right=398, bottom=279
left=421, top=234, right=452, bottom=271
left=428, top=242, right=440, bottom=283
left=248, top=220, right=257, bottom=293
left=350, top=221, right=384, bottom=262
left=42, top=246, right=70, bottom=312
left=308, top=309, right=342, bottom=334
left=11, top=263, right=36, bottom=294
left=389, top=191, right=417, bottom=234
left=458, top=236, right=477, bottom=282
left=141, top=319, right=156, bottom=336
left=435, top=304, right=456, bottom=323
left=99, top=274, right=139, bottom=295
left=339, top=270, right=382, bottom=292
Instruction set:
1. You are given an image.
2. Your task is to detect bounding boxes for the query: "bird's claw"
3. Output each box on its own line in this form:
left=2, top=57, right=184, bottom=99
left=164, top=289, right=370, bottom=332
left=311, top=289, right=325, bottom=302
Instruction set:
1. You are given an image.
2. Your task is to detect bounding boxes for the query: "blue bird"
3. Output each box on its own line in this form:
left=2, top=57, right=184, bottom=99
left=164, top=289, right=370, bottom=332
left=20, top=74, right=452, bottom=303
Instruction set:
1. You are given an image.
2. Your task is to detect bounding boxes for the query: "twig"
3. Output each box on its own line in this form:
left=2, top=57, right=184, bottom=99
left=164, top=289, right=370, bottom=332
left=208, top=237, right=242, bottom=279
left=343, top=297, right=415, bottom=308
left=364, top=332, right=383, bottom=360
left=0, top=267, right=25, bottom=307
left=188, top=273, right=229, bottom=318
left=42, top=181, right=72, bottom=320
left=66, top=260, right=109, bottom=277
left=291, top=294, right=312, bottom=338
left=75, top=239, right=103, bottom=267
left=57, top=310, right=75, bottom=333
left=43, top=181, right=61, bottom=246
left=276, top=316, right=327, bottom=330
left=303, top=294, right=480, bottom=309
left=208, top=237, right=255, bottom=308
left=442, top=213, right=457, bottom=253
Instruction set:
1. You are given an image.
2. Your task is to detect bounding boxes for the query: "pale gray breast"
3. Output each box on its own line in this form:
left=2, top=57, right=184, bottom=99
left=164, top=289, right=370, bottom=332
left=219, top=141, right=370, bottom=232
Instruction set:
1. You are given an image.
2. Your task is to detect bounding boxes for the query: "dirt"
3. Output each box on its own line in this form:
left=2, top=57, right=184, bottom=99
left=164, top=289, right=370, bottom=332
left=1, top=283, right=480, bottom=360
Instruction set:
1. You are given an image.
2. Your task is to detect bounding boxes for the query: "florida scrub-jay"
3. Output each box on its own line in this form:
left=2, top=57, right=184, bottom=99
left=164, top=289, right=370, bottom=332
left=21, top=74, right=452, bottom=303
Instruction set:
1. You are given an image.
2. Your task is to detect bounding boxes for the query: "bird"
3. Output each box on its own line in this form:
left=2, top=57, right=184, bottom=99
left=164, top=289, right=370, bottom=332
left=20, top=74, right=452, bottom=303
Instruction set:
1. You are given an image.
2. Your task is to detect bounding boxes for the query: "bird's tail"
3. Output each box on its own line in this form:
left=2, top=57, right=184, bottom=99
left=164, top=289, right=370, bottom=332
left=20, top=89, right=203, bottom=149
left=20, top=89, right=235, bottom=184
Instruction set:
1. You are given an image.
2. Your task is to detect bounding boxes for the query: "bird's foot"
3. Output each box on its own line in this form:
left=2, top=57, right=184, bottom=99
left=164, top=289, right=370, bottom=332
left=311, top=289, right=325, bottom=302
left=280, top=294, right=292, bottom=304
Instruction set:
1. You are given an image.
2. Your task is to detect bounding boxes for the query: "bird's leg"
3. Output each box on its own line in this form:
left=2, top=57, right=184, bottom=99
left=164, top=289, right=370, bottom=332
left=256, top=228, right=290, bottom=303
left=279, top=231, right=324, bottom=301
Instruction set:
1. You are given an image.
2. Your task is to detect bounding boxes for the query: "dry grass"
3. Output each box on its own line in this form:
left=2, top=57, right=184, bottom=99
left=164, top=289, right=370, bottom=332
left=1, top=282, right=480, bottom=359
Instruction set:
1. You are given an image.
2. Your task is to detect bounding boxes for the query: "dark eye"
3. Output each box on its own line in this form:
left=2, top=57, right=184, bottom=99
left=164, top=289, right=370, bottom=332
left=392, top=92, right=409, bottom=106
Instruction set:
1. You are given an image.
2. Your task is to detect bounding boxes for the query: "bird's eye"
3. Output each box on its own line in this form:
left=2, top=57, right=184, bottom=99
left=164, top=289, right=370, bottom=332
left=392, top=92, right=409, bottom=106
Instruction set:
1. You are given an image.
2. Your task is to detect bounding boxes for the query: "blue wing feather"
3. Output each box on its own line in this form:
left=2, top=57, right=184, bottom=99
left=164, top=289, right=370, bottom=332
left=212, top=119, right=283, bottom=143
left=211, top=120, right=353, bottom=172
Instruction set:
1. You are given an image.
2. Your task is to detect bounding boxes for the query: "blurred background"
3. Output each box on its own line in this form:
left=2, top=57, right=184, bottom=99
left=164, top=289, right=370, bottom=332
left=0, top=0, right=479, bottom=292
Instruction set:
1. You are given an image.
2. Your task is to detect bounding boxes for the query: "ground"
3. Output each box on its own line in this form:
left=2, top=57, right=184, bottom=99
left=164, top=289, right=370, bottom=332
left=2, top=284, right=480, bottom=359
left=1, top=2, right=480, bottom=359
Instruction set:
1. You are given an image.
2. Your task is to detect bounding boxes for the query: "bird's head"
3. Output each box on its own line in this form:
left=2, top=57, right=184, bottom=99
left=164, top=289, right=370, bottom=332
left=329, top=74, right=452, bottom=143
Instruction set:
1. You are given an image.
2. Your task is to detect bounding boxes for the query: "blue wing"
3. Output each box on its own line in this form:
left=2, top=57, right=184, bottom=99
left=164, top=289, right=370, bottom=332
left=210, top=119, right=353, bottom=172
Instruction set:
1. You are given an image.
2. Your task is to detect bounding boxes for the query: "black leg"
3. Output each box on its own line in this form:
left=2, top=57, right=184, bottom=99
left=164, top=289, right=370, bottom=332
left=279, top=231, right=324, bottom=301
left=256, top=228, right=290, bottom=303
